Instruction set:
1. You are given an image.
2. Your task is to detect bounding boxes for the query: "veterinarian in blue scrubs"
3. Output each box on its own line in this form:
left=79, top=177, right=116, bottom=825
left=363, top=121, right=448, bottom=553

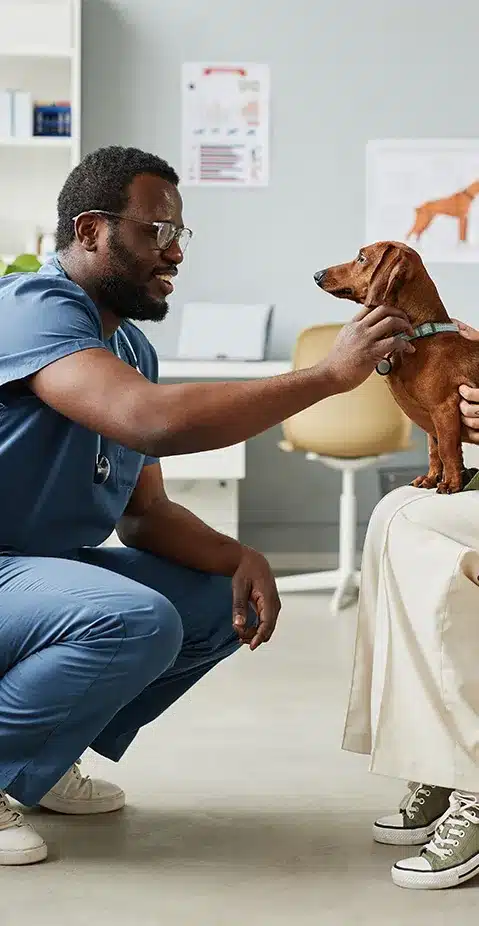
left=0, top=145, right=414, bottom=867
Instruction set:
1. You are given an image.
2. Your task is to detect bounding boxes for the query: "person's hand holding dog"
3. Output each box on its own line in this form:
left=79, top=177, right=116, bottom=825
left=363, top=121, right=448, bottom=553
left=452, top=319, right=479, bottom=443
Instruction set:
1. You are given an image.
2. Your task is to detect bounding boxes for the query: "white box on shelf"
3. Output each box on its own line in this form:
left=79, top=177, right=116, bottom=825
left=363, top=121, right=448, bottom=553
left=12, top=90, right=32, bottom=137
left=0, top=90, right=12, bottom=136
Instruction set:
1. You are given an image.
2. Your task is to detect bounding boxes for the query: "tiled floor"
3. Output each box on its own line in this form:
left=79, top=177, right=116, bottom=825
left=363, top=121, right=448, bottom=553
left=3, top=593, right=478, bottom=924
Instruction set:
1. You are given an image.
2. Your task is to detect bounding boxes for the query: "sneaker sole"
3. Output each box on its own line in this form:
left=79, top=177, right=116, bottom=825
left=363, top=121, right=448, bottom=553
left=0, top=842, right=48, bottom=866
left=373, top=817, right=441, bottom=846
left=392, top=852, right=479, bottom=890
left=38, top=792, right=125, bottom=815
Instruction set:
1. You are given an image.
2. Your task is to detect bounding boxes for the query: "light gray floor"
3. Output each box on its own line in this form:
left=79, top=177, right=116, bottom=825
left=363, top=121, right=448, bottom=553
left=4, top=594, right=479, bottom=924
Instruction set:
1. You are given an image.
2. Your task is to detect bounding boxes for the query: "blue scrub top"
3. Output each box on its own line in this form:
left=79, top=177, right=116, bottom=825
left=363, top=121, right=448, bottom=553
left=0, top=255, right=159, bottom=556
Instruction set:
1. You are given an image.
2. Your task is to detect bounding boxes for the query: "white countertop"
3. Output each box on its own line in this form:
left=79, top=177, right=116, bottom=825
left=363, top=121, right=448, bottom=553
left=158, top=359, right=291, bottom=379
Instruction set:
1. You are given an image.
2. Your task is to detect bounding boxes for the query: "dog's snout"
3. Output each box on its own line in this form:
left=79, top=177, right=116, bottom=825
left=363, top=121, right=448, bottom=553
left=314, top=269, right=326, bottom=287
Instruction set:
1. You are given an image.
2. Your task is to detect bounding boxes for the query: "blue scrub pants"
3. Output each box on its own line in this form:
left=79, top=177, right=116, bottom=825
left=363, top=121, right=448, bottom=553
left=0, top=545, right=248, bottom=806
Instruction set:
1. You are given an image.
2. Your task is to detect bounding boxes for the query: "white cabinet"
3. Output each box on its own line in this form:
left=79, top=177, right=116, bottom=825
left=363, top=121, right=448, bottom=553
left=0, top=0, right=81, bottom=259
left=103, top=362, right=292, bottom=550
left=160, top=444, right=245, bottom=481
left=163, top=479, right=240, bottom=539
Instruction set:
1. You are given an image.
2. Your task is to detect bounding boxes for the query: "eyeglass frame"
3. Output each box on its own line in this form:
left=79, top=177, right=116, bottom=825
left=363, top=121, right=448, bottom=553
left=72, top=209, right=193, bottom=253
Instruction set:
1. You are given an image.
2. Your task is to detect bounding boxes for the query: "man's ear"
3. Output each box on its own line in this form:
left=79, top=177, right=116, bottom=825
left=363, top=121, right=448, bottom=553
left=74, top=213, right=100, bottom=252
left=365, top=249, right=411, bottom=308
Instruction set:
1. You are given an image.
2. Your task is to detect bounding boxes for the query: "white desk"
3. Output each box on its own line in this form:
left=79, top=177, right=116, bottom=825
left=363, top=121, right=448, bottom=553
left=158, top=360, right=290, bottom=379
left=158, top=359, right=291, bottom=539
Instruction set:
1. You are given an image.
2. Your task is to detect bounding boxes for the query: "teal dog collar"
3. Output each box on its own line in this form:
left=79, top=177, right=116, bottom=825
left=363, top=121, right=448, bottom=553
left=376, top=321, right=459, bottom=376
left=400, top=321, right=459, bottom=342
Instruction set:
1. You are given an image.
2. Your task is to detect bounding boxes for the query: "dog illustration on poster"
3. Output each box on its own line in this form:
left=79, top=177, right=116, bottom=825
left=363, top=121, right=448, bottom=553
left=407, top=180, right=479, bottom=244
left=366, top=141, right=479, bottom=263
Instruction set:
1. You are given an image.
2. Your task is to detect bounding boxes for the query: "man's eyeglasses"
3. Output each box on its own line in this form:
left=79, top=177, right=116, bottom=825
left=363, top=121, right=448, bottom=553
left=73, top=210, right=193, bottom=253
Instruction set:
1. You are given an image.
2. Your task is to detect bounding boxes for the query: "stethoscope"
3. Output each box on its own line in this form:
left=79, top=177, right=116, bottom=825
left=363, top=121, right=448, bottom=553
left=94, top=328, right=140, bottom=485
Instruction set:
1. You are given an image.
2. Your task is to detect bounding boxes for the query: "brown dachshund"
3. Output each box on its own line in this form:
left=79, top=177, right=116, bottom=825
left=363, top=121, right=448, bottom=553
left=315, top=241, right=479, bottom=494
left=407, top=180, right=479, bottom=244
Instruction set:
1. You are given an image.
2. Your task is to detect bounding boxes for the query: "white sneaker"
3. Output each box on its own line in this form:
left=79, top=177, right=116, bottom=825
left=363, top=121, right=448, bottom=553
left=0, top=791, right=47, bottom=866
left=37, top=760, right=125, bottom=815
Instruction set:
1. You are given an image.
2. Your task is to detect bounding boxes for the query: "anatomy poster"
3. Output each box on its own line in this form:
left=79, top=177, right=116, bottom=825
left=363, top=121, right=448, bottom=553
left=366, top=139, right=479, bottom=263
left=181, top=63, right=270, bottom=187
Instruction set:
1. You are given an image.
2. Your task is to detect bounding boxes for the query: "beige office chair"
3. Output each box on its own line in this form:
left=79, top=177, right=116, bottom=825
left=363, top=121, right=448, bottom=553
left=275, top=324, right=413, bottom=614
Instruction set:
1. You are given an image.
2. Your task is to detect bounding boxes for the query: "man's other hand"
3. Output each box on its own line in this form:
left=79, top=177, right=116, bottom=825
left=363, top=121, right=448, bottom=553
left=232, top=548, right=281, bottom=651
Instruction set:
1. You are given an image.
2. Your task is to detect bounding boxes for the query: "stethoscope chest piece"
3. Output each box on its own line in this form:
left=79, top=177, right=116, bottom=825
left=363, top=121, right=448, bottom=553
left=376, top=357, right=393, bottom=376
left=92, top=328, right=140, bottom=486
left=94, top=453, right=111, bottom=485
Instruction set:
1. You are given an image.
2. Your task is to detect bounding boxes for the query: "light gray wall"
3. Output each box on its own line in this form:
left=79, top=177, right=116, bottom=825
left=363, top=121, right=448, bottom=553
left=81, top=0, right=478, bottom=555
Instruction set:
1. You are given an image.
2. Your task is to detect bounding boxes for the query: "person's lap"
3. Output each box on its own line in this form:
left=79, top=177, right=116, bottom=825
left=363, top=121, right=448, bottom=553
left=0, top=544, right=241, bottom=675
left=344, top=483, right=479, bottom=787
left=80, top=544, right=241, bottom=658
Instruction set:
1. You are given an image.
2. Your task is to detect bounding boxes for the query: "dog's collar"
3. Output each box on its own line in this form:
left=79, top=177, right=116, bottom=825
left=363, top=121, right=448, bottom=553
left=399, top=321, right=459, bottom=342
left=376, top=321, right=459, bottom=375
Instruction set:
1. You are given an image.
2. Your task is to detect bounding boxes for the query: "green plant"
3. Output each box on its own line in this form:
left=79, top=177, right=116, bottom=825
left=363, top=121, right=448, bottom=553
left=0, top=253, right=42, bottom=277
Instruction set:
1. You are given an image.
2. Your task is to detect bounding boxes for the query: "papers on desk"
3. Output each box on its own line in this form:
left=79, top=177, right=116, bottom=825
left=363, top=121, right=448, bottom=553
left=177, top=302, right=274, bottom=361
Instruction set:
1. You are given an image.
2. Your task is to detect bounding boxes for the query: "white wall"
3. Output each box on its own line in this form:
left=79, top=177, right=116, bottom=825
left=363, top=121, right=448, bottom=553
left=81, top=0, right=479, bottom=555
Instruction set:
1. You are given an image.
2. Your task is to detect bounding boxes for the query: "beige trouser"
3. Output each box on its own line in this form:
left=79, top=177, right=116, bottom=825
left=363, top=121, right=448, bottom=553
left=342, top=485, right=479, bottom=791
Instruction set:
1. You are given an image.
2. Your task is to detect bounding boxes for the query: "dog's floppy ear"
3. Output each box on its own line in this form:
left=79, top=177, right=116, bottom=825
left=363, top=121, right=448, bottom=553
left=365, top=247, right=412, bottom=308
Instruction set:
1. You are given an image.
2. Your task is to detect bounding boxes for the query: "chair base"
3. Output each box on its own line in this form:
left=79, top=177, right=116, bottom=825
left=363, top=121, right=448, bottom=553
left=275, top=569, right=361, bottom=615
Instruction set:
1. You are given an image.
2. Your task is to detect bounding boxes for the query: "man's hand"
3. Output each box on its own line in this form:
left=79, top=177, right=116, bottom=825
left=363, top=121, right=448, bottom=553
left=324, top=304, right=416, bottom=393
left=231, top=548, right=281, bottom=651
left=453, top=319, right=479, bottom=443
left=452, top=318, right=479, bottom=342
left=459, top=385, right=479, bottom=443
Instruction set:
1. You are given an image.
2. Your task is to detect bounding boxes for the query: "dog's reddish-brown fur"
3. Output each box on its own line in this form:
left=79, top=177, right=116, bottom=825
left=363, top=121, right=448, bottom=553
left=316, top=241, right=479, bottom=493
left=407, top=180, right=479, bottom=244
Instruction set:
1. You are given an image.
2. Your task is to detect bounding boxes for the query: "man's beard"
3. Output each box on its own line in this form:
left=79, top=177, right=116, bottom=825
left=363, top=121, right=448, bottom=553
left=95, top=227, right=169, bottom=323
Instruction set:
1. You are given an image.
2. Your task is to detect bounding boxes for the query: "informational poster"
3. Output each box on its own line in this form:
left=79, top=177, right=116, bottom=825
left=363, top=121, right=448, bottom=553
left=181, top=63, right=270, bottom=188
left=366, top=139, right=479, bottom=263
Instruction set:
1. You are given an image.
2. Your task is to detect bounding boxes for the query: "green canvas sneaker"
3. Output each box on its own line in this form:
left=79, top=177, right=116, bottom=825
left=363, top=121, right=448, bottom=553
left=373, top=782, right=452, bottom=846
left=392, top=791, right=479, bottom=890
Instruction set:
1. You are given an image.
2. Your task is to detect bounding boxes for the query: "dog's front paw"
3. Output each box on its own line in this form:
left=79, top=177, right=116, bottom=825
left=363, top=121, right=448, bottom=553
left=436, top=478, right=462, bottom=494
left=411, top=473, right=441, bottom=489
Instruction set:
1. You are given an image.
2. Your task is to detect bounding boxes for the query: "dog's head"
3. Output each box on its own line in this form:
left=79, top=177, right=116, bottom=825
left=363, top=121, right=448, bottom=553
left=315, top=242, right=423, bottom=308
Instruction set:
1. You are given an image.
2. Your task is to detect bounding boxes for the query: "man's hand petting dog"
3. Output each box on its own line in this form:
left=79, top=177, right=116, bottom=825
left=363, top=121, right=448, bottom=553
left=326, top=303, right=416, bottom=393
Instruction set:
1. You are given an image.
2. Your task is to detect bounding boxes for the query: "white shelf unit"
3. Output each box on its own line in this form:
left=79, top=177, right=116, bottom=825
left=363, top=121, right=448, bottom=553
left=0, top=136, right=74, bottom=148
left=0, top=0, right=81, bottom=260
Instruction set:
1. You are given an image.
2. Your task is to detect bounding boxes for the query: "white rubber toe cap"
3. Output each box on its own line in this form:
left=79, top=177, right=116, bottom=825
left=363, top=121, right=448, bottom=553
left=395, top=855, right=433, bottom=872
left=0, top=821, right=47, bottom=866
left=376, top=813, right=405, bottom=829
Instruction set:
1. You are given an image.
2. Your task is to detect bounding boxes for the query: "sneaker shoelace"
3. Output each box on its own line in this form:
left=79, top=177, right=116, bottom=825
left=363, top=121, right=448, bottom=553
left=68, top=759, right=92, bottom=795
left=72, top=760, right=86, bottom=781
left=0, top=791, right=22, bottom=830
left=400, top=782, right=435, bottom=820
left=424, top=791, right=479, bottom=861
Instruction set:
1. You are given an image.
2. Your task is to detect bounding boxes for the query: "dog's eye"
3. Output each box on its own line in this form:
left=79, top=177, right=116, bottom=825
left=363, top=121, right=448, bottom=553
left=357, top=252, right=367, bottom=264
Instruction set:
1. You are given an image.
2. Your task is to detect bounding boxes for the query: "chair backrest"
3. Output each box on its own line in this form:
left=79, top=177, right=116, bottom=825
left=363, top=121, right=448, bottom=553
left=282, top=324, right=413, bottom=459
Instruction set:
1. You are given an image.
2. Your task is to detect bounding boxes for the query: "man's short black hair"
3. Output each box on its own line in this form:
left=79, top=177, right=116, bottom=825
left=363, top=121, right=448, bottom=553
left=56, top=145, right=179, bottom=251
